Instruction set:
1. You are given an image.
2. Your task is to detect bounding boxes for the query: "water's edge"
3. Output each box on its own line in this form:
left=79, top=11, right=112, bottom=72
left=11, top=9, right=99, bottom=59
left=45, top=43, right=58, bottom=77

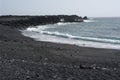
left=21, top=22, right=120, bottom=50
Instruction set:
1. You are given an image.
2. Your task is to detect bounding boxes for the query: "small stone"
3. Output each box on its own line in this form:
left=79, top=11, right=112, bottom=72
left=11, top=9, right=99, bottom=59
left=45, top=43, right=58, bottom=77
left=22, top=60, right=25, bottom=62
left=53, top=75, right=57, bottom=78
left=102, top=67, right=108, bottom=70
left=4, top=40, right=8, bottom=42
left=93, top=67, right=96, bottom=69
left=43, top=62, right=47, bottom=65
left=10, top=59, right=15, bottom=62
left=26, top=76, right=30, bottom=80
left=113, top=68, right=117, bottom=70
left=44, top=58, right=48, bottom=60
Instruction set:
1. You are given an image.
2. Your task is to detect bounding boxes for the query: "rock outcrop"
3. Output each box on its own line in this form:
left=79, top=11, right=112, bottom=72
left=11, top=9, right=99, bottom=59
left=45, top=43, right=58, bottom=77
left=0, top=15, right=88, bottom=28
left=83, top=16, right=88, bottom=20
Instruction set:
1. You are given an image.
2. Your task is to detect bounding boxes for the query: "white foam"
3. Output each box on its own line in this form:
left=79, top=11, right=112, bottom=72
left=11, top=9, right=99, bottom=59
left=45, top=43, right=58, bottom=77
left=56, top=22, right=78, bottom=26
left=27, top=26, right=47, bottom=31
left=83, top=20, right=94, bottom=22
left=57, top=22, right=67, bottom=25
left=21, top=30, right=120, bottom=50
left=26, top=25, right=55, bottom=32
left=36, top=31, right=120, bottom=44
left=21, top=24, right=120, bottom=50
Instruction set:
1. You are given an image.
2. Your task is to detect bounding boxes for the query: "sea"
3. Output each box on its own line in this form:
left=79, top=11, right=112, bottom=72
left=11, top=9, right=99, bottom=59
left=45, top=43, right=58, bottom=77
left=21, top=17, right=120, bottom=50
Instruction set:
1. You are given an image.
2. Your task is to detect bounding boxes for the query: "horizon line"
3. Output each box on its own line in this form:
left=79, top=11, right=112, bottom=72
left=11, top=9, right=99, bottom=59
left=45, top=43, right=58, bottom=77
left=0, top=14, right=120, bottom=18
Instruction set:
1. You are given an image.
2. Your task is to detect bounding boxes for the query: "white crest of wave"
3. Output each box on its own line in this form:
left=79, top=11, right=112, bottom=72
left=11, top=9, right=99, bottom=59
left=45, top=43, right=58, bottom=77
left=83, top=20, right=94, bottom=22
left=39, top=31, right=120, bottom=44
left=26, top=25, right=120, bottom=44
left=56, top=22, right=78, bottom=26
left=21, top=30, right=120, bottom=50
left=79, top=36, right=120, bottom=43
left=40, top=31, right=75, bottom=38
left=57, top=22, right=67, bottom=25
left=27, top=27, right=38, bottom=31
left=26, top=25, right=52, bottom=32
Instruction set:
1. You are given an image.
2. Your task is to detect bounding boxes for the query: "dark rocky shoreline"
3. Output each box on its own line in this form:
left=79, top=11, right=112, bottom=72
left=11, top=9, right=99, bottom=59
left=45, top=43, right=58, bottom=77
left=0, top=15, right=87, bottom=28
left=0, top=15, right=120, bottom=80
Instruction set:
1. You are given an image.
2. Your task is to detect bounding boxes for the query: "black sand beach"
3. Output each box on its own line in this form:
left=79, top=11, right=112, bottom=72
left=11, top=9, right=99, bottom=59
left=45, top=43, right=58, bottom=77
left=0, top=16, right=120, bottom=80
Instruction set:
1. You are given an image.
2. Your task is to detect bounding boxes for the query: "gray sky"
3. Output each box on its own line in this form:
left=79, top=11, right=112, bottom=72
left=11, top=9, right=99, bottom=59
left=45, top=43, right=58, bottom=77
left=0, top=0, right=120, bottom=17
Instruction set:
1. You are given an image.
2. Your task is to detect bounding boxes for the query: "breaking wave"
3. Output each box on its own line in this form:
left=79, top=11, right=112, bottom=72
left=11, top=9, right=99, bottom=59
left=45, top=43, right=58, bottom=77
left=39, top=31, right=120, bottom=44
left=26, top=25, right=120, bottom=44
left=56, top=22, right=79, bottom=26
left=83, top=20, right=94, bottom=22
left=21, top=18, right=120, bottom=50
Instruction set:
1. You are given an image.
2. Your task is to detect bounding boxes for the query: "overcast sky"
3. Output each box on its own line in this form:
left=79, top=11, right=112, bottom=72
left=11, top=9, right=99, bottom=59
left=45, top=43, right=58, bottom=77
left=0, top=0, right=120, bottom=17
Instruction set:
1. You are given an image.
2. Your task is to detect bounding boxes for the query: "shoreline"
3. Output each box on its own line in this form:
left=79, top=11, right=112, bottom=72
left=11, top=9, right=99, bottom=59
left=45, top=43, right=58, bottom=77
left=21, top=22, right=120, bottom=50
left=22, top=29, right=120, bottom=50
left=1, top=16, right=120, bottom=80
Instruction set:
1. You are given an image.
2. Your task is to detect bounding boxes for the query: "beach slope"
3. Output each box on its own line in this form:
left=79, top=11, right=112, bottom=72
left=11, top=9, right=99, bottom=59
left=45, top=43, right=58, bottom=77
left=0, top=16, right=120, bottom=80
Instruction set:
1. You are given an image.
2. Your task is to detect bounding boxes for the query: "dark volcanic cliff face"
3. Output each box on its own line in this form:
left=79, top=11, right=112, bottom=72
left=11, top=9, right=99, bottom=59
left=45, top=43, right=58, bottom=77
left=0, top=15, right=87, bottom=28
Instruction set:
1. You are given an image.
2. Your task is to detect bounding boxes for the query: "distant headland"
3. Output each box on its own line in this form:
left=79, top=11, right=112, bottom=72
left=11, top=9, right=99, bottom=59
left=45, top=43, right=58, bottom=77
left=0, top=15, right=88, bottom=28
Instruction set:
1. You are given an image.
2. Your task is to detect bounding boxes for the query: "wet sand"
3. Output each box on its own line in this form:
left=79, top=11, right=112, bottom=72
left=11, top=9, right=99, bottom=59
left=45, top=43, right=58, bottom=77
left=0, top=17, right=120, bottom=80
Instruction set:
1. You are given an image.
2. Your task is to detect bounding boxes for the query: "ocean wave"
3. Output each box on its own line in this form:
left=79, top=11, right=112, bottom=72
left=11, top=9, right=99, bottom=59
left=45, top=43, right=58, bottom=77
left=56, top=22, right=79, bottom=26
left=26, top=22, right=80, bottom=32
left=21, top=17, right=120, bottom=50
left=40, top=31, right=73, bottom=38
left=39, top=31, right=120, bottom=44
left=26, top=25, right=54, bottom=32
left=27, top=26, right=47, bottom=31
left=21, top=30, right=120, bottom=50
left=25, top=22, right=120, bottom=44
left=83, top=20, right=94, bottom=22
